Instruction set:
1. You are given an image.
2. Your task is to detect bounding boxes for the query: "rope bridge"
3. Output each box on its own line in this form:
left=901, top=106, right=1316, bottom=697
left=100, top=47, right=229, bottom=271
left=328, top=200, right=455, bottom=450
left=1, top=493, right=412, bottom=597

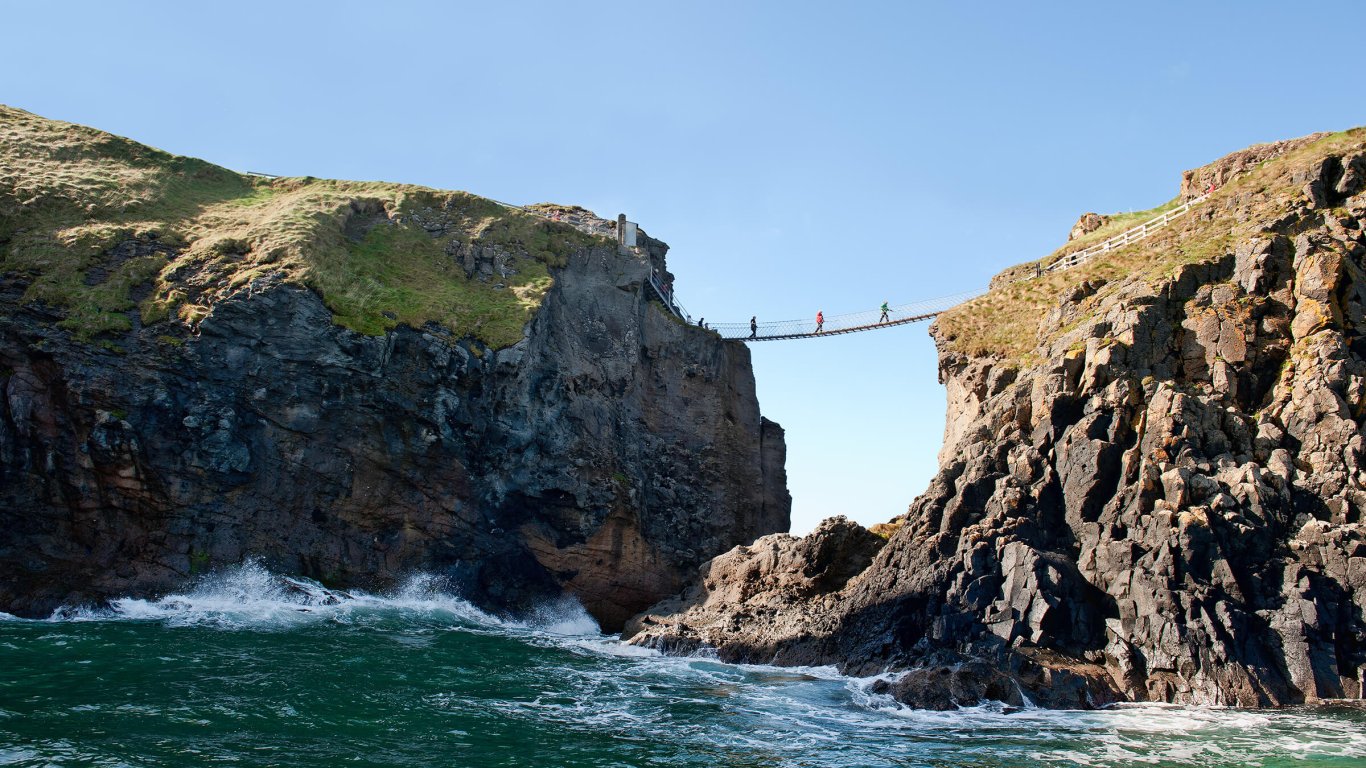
left=702, top=290, right=987, bottom=341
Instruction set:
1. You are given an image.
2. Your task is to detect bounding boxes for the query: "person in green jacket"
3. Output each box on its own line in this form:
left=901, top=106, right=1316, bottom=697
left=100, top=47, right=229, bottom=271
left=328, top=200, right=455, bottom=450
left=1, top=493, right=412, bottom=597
left=879, top=301, right=890, bottom=323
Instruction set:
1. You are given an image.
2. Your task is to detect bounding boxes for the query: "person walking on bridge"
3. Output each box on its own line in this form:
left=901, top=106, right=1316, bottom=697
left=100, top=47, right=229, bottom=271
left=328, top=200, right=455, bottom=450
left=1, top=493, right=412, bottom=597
left=814, top=310, right=824, bottom=334
left=749, top=316, right=757, bottom=339
left=879, top=301, right=890, bottom=323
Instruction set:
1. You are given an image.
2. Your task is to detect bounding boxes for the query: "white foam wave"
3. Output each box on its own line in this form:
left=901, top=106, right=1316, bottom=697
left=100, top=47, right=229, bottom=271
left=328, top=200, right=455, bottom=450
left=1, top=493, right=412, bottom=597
left=520, top=596, right=601, bottom=636
left=44, top=559, right=500, bottom=630
left=595, top=652, right=1366, bottom=765
left=453, top=644, right=1366, bottom=767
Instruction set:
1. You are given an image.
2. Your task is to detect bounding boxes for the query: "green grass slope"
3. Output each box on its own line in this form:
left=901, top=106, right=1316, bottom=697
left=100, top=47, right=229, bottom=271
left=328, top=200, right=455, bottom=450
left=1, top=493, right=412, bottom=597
left=0, top=105, right=603, bottom=347
left=936, top=128, right=1366, bottom=364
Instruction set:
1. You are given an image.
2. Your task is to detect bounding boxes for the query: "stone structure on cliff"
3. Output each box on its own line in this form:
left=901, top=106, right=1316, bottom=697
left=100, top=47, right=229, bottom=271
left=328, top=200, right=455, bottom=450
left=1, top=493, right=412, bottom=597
left=0, top=106, right=789, bottom=630
left=629, top=130, right=1366, bottom=708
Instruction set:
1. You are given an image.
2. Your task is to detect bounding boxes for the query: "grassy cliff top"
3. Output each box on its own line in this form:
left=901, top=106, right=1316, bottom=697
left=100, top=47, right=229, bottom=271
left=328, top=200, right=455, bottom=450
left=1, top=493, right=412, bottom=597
left=935, top=127, right=1366, bottom=364
left=0, top=105, right=604, bottom=347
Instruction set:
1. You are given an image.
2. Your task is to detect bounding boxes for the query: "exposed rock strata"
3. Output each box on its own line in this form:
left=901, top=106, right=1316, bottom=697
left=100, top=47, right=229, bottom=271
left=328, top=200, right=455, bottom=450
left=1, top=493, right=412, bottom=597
left=1179, top=134, right=1328, bottom=200
left=1068, top=213, right=1109, bottom=242
left=628, top=133, right=1366, bottom=708
left=0, top=230, right=789, bottom=630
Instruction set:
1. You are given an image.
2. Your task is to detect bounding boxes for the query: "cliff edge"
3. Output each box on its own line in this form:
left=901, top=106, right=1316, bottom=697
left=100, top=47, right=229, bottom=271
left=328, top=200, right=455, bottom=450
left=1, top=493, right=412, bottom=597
left=627, top=129, right=1366, bottom=707
left=0, top=106, right=790, bottom=630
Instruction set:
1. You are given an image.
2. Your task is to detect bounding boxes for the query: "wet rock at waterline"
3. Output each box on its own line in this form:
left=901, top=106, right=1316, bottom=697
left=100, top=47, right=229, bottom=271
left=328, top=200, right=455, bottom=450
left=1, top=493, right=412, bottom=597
left=628, top=131, right=1366, bottom=709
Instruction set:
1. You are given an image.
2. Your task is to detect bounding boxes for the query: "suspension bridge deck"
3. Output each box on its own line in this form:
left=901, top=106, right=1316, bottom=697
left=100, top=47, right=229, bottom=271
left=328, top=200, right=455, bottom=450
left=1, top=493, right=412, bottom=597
left=727, top=311, right=946, bottom=341
left=701, top=291, right=985, bottom=341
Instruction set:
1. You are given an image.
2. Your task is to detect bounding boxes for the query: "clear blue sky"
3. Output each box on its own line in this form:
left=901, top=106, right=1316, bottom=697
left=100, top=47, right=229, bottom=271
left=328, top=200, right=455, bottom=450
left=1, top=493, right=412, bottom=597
left=4, top=1, right=1362, bottom=533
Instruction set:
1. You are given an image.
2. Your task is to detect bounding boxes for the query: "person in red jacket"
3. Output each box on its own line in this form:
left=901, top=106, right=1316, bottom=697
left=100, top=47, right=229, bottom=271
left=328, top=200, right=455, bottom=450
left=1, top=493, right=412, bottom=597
left=815, top=310, right=824, bottom=334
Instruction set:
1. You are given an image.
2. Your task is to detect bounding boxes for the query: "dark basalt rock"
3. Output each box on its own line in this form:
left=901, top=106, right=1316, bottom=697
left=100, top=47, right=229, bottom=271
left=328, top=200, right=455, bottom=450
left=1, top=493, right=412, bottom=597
left=628, top=138, right=1366, bottom=708
left=0, top=236, right=790, bottom=631
left=867, top=647, right=1118, bottom=711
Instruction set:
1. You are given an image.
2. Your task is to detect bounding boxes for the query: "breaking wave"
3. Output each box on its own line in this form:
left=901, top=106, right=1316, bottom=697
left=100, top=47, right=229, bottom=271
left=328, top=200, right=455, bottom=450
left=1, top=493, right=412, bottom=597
left=40, top=558, right=598, bottom=637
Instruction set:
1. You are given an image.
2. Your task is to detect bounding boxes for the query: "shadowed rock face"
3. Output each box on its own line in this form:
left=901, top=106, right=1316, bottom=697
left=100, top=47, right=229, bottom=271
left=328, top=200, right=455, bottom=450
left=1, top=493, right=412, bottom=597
left=628, top=135, right=1366, bottom=708
left=0, top=237, right=790, bottom=630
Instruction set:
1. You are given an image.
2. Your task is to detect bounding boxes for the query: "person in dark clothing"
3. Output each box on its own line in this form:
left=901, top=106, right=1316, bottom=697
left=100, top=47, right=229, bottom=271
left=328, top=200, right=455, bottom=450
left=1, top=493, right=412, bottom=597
left=879, top=302, right=890, bottom=323
left=749, top=316, right=757, bottom=339
left=698, top=317, right=705, bottom=328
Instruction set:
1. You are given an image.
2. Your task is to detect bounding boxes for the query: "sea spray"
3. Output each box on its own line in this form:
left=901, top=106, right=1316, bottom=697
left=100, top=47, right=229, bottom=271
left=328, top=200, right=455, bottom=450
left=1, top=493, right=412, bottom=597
left=44, top=559, right=502, bottom=630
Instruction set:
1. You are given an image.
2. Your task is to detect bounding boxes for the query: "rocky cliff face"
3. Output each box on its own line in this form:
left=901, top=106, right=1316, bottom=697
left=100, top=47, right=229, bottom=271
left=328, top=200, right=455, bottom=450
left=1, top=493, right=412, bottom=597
left=0, top=110, right=789, bottom=630
left=627, top=130, right=1366, bottom=707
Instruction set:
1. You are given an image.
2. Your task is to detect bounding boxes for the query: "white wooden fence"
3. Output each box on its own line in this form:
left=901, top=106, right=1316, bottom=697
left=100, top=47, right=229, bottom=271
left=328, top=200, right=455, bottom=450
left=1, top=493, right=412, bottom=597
left=1043, top=194, right=1208, bottom=274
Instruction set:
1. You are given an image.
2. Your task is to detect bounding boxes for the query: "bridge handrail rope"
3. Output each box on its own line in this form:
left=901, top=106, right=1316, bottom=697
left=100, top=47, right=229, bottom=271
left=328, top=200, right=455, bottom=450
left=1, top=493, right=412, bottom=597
left=709, top=290, right=987, bottom=341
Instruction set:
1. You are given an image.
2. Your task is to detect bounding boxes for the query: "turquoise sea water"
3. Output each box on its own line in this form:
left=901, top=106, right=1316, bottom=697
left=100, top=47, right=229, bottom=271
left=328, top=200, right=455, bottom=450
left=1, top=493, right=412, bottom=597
left=2, top=563, right=1364, bottom=768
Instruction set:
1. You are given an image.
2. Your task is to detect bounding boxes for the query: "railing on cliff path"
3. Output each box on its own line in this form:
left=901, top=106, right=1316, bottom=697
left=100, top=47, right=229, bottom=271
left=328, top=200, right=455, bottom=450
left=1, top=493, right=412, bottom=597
left=1041, top=193, right=1208, bottom=274
left=647, top=270, right=693, bottom=325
